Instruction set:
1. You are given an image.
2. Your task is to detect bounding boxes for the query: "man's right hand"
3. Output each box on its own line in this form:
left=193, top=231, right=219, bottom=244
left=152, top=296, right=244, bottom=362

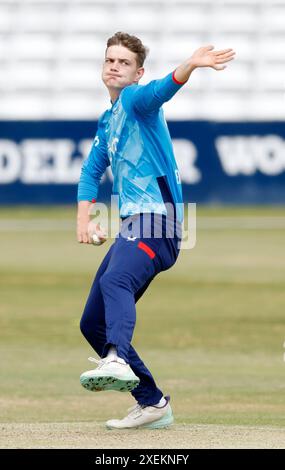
left=77, top=201, right=92, bottom=243
left=77, top=201, right=107, bottom=245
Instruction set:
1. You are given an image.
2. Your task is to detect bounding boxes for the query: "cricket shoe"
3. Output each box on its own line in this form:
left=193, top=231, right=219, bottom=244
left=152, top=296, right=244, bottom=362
left=80, top=356, right=140, bottom=393
left=106, top=395, right=174, bottom=429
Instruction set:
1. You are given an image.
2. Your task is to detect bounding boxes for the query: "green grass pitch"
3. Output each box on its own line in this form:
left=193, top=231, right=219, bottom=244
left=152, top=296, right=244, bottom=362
left=0, top=205, right=284, bottom=433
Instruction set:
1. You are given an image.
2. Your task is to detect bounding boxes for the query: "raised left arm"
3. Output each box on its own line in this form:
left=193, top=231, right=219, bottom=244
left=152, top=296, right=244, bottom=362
left=123, top=45, right=235, bottom=116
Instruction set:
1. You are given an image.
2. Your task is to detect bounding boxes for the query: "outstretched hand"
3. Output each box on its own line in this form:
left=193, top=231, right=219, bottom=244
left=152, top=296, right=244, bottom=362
left=190, top=45, right=236, bottom=71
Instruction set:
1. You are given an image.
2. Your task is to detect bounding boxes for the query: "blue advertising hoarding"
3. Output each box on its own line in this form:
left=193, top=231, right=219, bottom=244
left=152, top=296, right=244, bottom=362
left=0, top=120, right=285, bottom=205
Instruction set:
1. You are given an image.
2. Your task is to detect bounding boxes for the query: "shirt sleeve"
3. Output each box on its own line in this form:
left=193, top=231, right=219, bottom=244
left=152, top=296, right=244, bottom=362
left=122, top=70, right=187, bottom=116
left=77, top=117, right=110, bottom=202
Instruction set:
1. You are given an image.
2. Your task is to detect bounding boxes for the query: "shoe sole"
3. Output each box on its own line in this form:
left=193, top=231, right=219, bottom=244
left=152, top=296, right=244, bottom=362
left=141, top=413, right=174, bottom=429
left=106, top=410, right=174, bottom=430
left=80, top=374, right=140, bottom=393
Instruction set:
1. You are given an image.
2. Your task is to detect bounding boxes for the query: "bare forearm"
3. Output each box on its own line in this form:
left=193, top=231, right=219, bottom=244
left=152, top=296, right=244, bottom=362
left=77, top=200, right=92, bottom=221
left=77, top=200, right=92, bottom=243
left=173, top=59, right=196, bottom=84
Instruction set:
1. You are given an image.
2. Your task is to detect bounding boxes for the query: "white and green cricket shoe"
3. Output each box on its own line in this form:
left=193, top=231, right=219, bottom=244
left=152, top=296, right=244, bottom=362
left=106, top=395, right=174, bottom=430
left=80, top=356, right=140, bottom=393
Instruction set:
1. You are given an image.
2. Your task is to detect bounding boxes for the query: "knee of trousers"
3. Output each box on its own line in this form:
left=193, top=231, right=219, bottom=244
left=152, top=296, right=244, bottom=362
left=99, top=270, right=134, bottom=294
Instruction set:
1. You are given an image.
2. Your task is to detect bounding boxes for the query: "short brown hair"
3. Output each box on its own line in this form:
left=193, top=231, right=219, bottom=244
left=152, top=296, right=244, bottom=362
left=106, top=32, right=149, bottom=68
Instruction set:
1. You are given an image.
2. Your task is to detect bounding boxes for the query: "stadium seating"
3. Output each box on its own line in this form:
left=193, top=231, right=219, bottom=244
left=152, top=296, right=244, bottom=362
left=0, top=0, right=284, bottom=120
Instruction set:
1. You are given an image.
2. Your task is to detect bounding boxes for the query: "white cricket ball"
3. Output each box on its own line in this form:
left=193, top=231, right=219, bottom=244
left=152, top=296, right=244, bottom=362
left=92, top=233, right=104, bottom=246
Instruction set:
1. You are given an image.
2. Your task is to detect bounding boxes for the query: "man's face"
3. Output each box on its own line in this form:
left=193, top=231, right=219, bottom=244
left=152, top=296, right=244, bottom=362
left=102, top=45, right=144, bottom=93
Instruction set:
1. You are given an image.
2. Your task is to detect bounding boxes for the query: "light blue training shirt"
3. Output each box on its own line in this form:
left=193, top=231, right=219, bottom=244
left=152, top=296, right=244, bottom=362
left=77, top=71, right=186, bottom=223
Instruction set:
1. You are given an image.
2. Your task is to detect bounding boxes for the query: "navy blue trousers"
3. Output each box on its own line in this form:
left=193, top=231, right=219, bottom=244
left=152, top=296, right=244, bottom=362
left=80, top=213, right=181, bottom=406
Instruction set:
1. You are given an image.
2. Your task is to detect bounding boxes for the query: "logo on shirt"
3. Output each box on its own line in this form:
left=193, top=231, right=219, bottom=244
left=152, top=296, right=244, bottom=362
left=108, top=137, right=119, bottom=157
left=94, top=136, right=100, bottom=147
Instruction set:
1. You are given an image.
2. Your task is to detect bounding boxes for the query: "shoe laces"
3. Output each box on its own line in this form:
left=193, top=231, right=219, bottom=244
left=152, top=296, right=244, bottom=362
left=127, top=402, right=148, bottom=418
left=126, top=397, right=168, bottom=416
left=88, top=356, right=108, bottom=370
left=127, top=403, right=144, bottom=418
